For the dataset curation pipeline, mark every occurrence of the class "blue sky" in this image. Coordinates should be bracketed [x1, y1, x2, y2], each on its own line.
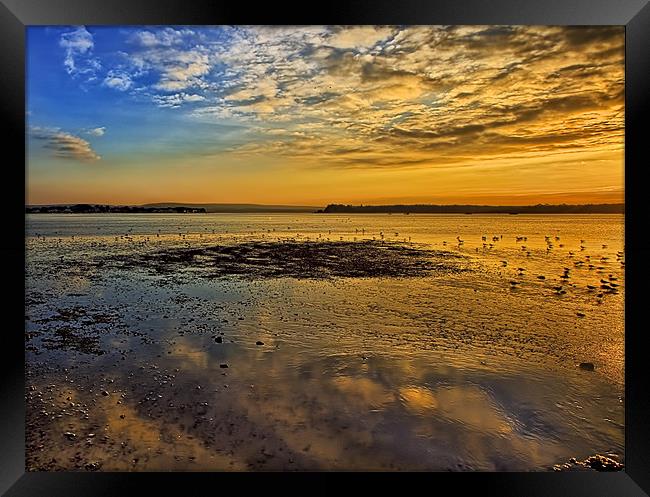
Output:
[27, 27, 240, 162]
[26, 26, 624, 205]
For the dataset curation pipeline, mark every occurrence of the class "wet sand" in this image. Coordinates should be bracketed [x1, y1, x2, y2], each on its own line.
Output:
[25, 214, 624, 471]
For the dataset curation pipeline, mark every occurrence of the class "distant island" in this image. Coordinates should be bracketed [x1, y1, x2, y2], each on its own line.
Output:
[317, 203, 625, 214]
[142, 203, 319, 213]
[26, 204, 207, 214]
[25, 202, 320, 214]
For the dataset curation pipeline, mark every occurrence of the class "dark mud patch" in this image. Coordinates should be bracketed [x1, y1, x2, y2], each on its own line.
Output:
[39, 325, 106, 356]
[109, 240, 467, 280]
[28, 305, 130, 356]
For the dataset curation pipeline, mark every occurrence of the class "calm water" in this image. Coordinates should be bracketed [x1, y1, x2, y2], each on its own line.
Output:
[25, 213, 624, 471]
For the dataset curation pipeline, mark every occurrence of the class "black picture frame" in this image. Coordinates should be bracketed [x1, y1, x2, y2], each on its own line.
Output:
[2, 0, 649, 495]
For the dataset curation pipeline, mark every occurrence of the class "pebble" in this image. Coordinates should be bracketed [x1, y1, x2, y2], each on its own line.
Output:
[584, 455, 624, 471]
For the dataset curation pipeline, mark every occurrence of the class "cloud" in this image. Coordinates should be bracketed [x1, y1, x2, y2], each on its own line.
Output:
[150, 50, 211, 91]
[103, 70, 133, 91]
[59, 26, 93, 55]
[30, 126, 101, 162]
[131, 27, 195, 47]
[59, 26, 100, 78]
[86, 127, 106, 137]
[51, 25, 624, 171]
[327, 26, 395, 50]
[152, 92, 206, 108]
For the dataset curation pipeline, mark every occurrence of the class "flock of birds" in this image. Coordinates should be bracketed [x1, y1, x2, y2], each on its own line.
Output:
[419, 231, 623, 302]
[467, 234, 625, 300]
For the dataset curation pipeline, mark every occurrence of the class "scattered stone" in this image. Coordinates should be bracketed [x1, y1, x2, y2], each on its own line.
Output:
[256, 341, 264, 346]
[84, 462, 101, 471]
[576, 312, 586, 318]
[220, 364, 229, 368]
[579, 362, 595, 371]
[63, 432, 76, 440]
[583, 455, 623, 471]
[101, 390, 109, 396]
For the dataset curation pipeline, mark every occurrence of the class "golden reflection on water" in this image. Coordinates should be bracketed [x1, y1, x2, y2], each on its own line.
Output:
[400, 386, 439, 413]
[29, 379, 244, 471]
[400, 385, 514, 434]
[333, 377, 395, 409]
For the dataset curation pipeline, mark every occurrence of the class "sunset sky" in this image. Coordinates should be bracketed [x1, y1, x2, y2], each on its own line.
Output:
[26, 25, 624, 206]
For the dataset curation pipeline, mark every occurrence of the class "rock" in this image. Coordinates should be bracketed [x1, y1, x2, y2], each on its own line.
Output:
[579, 362, 595, 371]
[63, 432, 76, 440]
[220, 364, 229, 368]
[215, 336, 223, 343]
[85, 462, 101, 471]
[576, 312, 586, 318]
[583, 455, 623, 471]
[256, 341, 264, 346]
[101, 390, 109, 396]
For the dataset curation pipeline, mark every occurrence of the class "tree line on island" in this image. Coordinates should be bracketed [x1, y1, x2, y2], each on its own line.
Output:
[316, 203, 624, 214]
[26, 204, 207, 214]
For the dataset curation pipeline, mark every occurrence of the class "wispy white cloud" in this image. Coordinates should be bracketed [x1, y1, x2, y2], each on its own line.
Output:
[131, 27, 196, 47]
[152, 92, 206, 108]
[86, 127, 106, 137]
[103, 70, 132, 91]
[149, 50, 212, 91]
[59, 26, 100, 79]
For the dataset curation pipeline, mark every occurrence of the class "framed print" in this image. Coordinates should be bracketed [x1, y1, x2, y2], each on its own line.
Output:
[2, 0, 649, 495]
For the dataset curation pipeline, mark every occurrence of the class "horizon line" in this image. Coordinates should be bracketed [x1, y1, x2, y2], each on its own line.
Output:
[26, 201, 625, 208]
